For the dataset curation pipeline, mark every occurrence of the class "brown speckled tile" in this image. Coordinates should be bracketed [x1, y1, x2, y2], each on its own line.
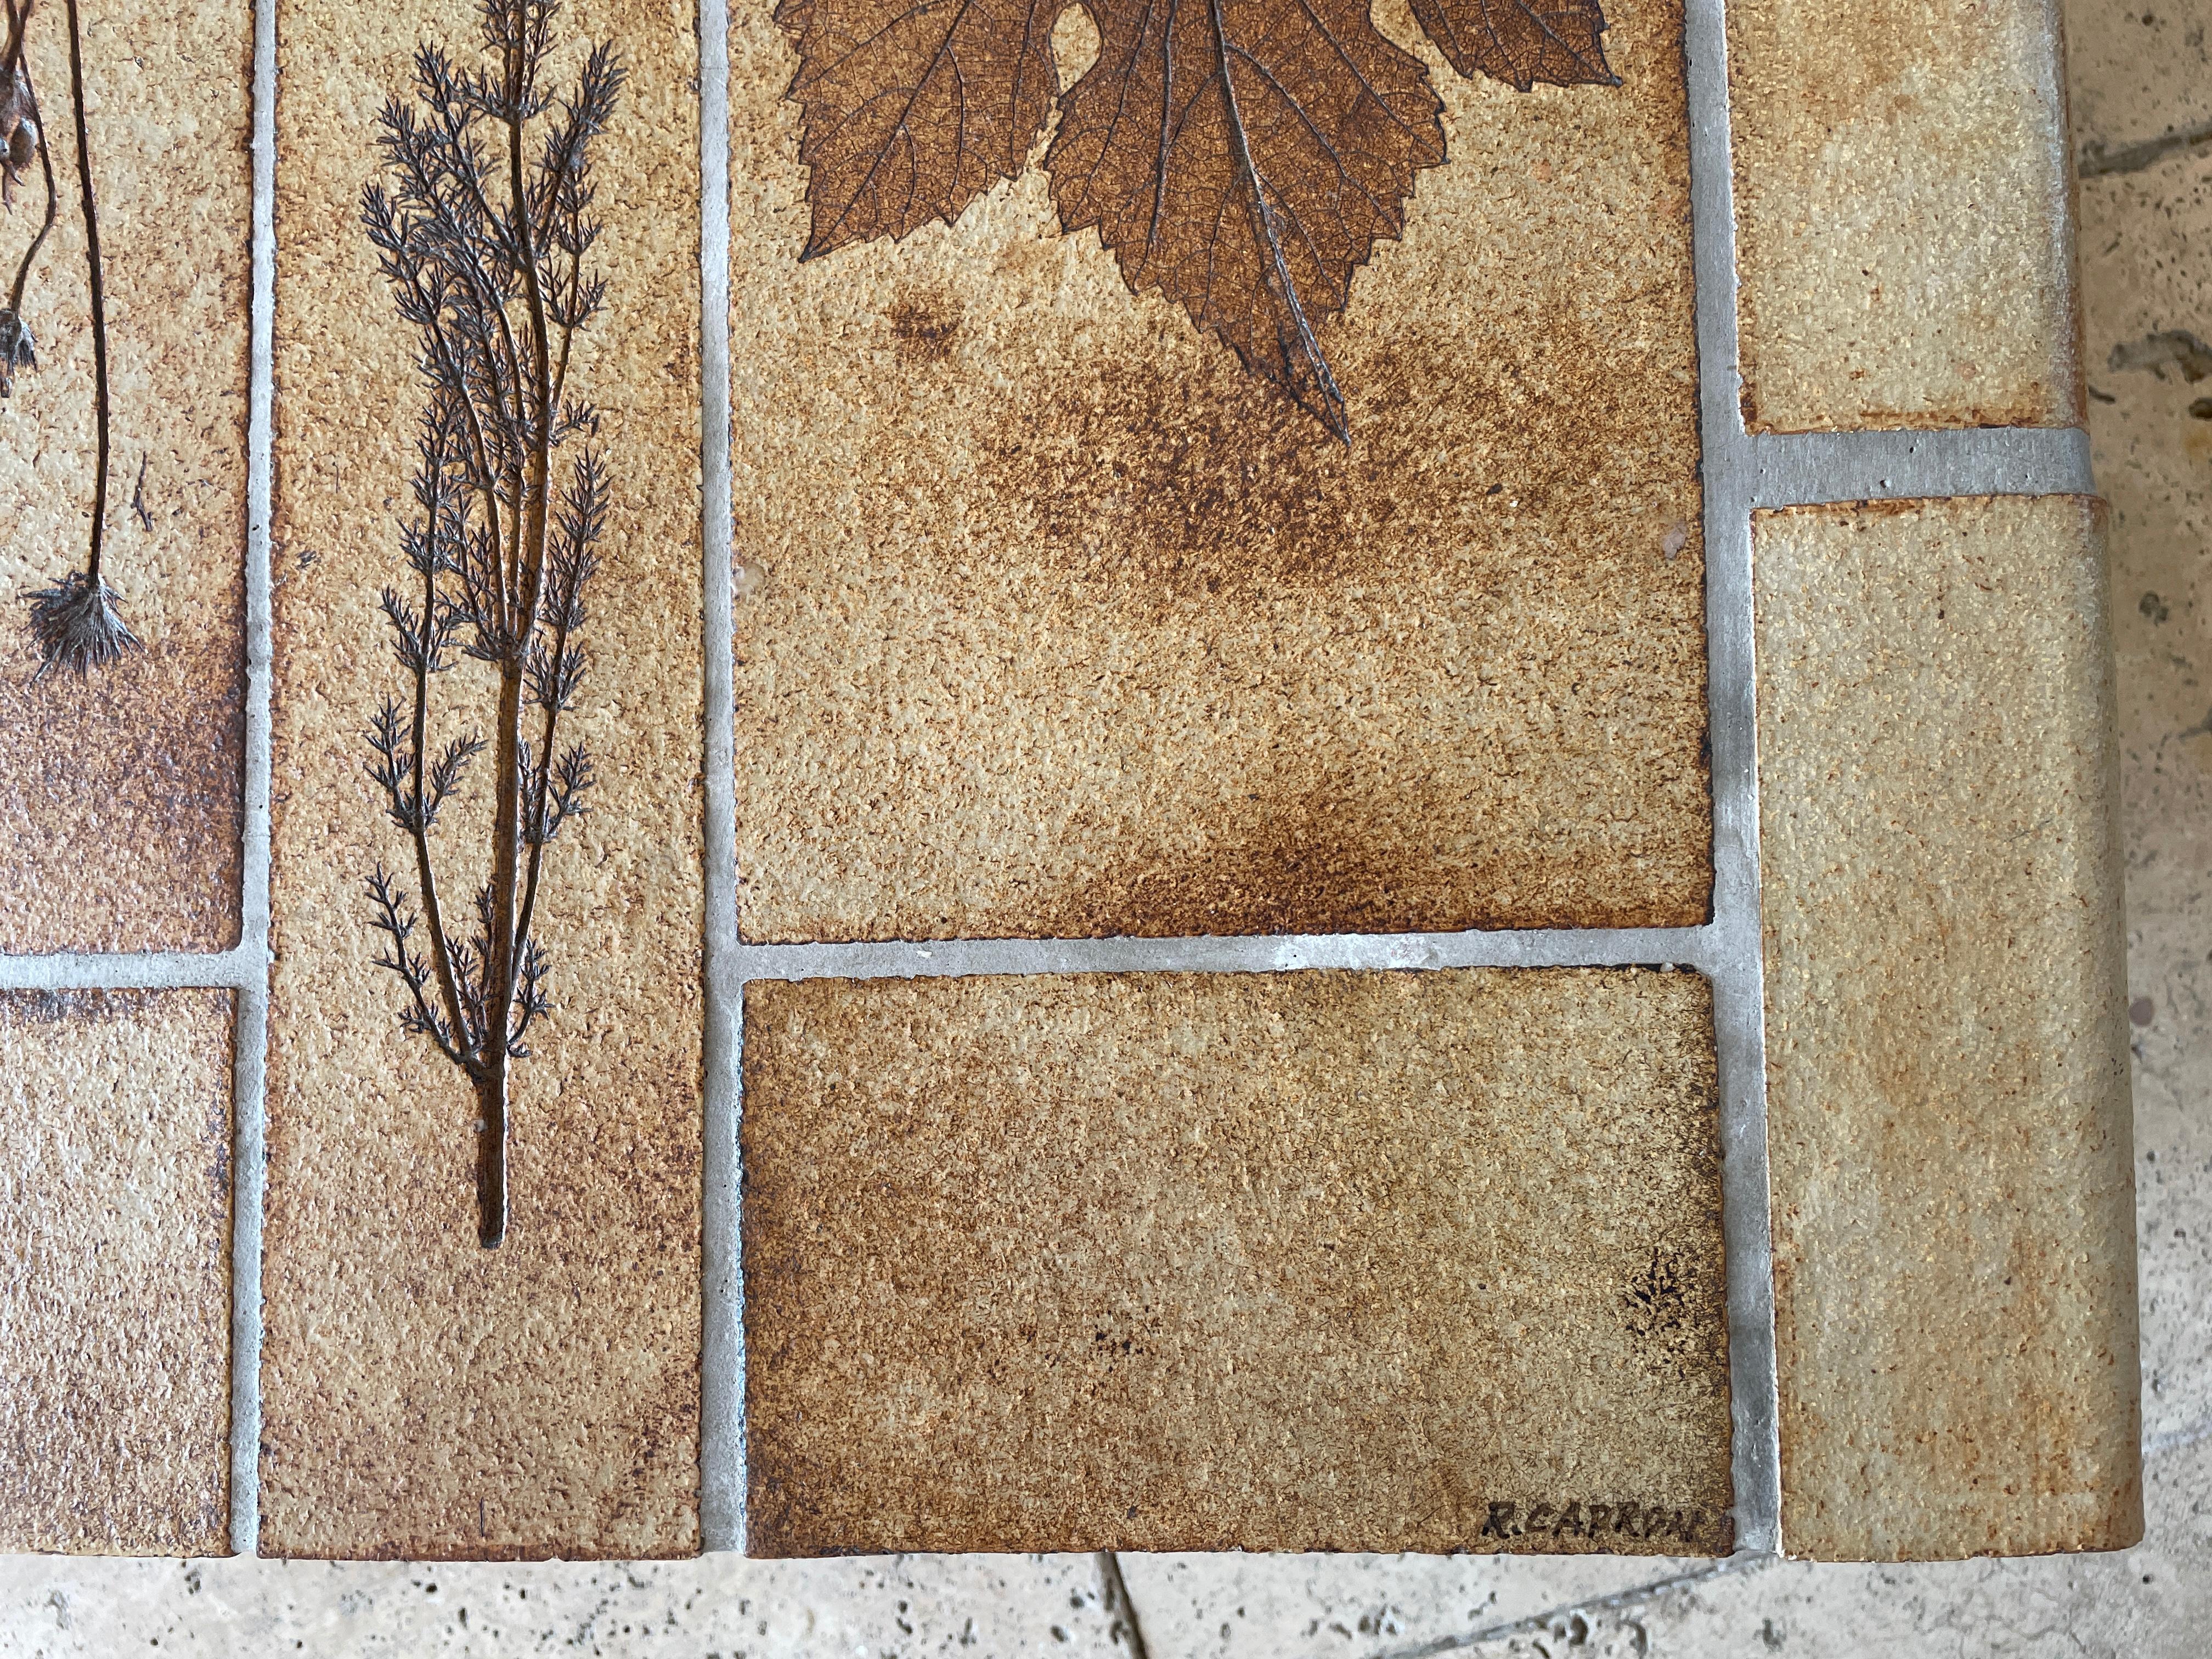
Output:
[1755, 497, 2141, 1560]
[730, 0, 1709, 942]
[1728, 0, 2083, 432]
[258, 0, 703, 1559]
[0, 2, 250, 953]
[0, 989, 233, 1556]
[741, 967, 1733, 1556]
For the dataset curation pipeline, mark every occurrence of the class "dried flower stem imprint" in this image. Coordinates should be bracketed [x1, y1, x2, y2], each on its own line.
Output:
[781, 0, 1620, 438]
[8, 0, 138, 674]
[362, 0, 621, 1249]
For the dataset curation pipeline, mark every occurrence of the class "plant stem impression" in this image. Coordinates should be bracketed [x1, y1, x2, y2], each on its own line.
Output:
[363, 0, 622, 1249]
[6, 0, 138, 675]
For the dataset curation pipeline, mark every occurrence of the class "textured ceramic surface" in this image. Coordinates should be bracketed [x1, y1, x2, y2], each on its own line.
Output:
[256, 0, 704, 1560]
[730, 0, 1711, 943]
[0, 1, 250, 952]
[1728, 0, 2083, 432]
[0, 990, 234, 1557]
[743, 967, 1731, 1555]
[1754, 497, 2141, 1560]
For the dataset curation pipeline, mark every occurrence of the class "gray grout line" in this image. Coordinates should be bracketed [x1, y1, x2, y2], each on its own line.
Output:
[697, 0, 743, 1561]
[1748, 425, 2096, 506]
[731, 927, 1719, 984]
[1684, 0, 1783, 1561]
[230, 0, 279, 1560]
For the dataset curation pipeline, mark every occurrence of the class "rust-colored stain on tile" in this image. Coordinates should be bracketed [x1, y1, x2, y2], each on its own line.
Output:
[731, 0, 1709, 942]
[0, 2, 249, 952]
[1728, 0, 2082, 432]
[742, 967, 1733, 1556]
[258, 0, 703, 1560]
[1756, 498, 2141, 1560]
[0, 989, 234, 1556]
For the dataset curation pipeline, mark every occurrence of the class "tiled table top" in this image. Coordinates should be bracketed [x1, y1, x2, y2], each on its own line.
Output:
[0, 0, 2138, 1566]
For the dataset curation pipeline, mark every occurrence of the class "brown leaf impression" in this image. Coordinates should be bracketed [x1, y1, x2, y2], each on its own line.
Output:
[779, 0, 1618, 437]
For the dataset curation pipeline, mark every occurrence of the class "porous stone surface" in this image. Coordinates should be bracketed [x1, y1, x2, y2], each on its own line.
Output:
[730, 0, 1711, 943]
[0, 989, 233, 1556]
[257, 0, 704, 1560]
[1728, 0, 2083, 431]
[0, 1, 250, 952]
[742, 967, 1731, 1556]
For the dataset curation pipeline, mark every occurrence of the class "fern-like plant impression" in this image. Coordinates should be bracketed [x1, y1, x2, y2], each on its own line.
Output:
[781, 0, 1620, 440]
[361, 0, 621, 1249]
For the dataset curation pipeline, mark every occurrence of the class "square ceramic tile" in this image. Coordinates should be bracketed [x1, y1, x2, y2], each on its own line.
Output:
[1728, 0, 2082, 432]
[730, 0, 1711, 942]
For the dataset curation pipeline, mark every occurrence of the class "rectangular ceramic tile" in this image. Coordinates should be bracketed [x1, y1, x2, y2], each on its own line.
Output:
[730, 0, 1709, 942]
[1727, 0, 2083, 432]
[0, 1, 249, 951]
[259, 0, 704, 1559]
[0, 989, 233, 1555]
[742, 966, 1733, 1555]
[1754, 496, 2141, 1560]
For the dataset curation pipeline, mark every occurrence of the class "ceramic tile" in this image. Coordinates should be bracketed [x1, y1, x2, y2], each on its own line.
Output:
[1753, 496, 2140, 1560]
[729, 0, 1709, 942]
[1728, 0, 2082, 432]
[0, 989, 233, 1556]
[0, 0, 250, 952]
[741, 966, 1732, 1556]
[257, 0, 704, 1559]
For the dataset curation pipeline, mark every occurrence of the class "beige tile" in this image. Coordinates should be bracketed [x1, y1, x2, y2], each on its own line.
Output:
[731, 0, 1709, 942]
[1728, 0, 2082, 432]
[1754, 496, 2140, 1560]
[0, 1, 249, 952]
[0, 989, 233, 1556]
[742, 966, 1733, 1556]
[258, 0, 703, 1559]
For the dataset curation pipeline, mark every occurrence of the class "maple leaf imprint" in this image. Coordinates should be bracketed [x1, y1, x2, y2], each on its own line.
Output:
[780, 0, 1620, 438]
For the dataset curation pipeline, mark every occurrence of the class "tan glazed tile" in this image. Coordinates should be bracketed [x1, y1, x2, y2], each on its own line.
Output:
[730, 0, 1710, 942]
[742, 967, 1733, 1556]
[1728, 0, 2083, 432]
[258, 0, 704, 1558]
[0, 990, 234, 1556]
[0, 1, 250, 952]
[1754, 497, 2141, 1560]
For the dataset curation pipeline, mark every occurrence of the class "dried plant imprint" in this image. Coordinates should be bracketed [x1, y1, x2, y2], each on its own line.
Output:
[778, 0, 1619, 437]
[360, 0, 621, 1249]
[9, 0, 140, 674]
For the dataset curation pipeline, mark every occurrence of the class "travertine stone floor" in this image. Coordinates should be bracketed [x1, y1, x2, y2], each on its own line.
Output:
[3, 0, 2209, 1648]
